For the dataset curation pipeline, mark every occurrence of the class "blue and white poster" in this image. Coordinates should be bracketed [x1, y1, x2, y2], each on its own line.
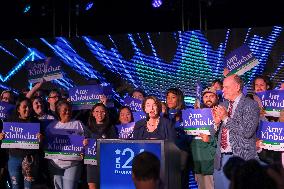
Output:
[225, 45, 259, 76]
[84, 139, 97, 165]
[116, 122, 135, 139]
[44, 135, 84, 160]
[256, 90, 284, 117]
[69, 85, 105, 110]
[257, 121, 284, 151]
[0, 102, 15, 119]
[182, 108, 213, 135]
[123, 96, 143, 112]
[26, 57, 63, 83]
[133, 111, 146, 123]
[99, 141, 162, 189]
[1, 122, 40, 149]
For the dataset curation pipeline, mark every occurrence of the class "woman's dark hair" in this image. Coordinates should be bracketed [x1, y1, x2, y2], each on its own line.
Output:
[88, 103, 110, 131]
[31, 96, 48, 116]
[130, 88, 146, 98]
[141, 96, 162, 116]
[252, 75, 273, 91]
[14, 97, 32, 118]
[55, 100, 72, 121]
[117, 106, 134, 124]
[166, 88, 185, 110]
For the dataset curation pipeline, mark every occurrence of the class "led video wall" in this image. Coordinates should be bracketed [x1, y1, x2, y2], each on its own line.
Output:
[0, 26, 283, 105]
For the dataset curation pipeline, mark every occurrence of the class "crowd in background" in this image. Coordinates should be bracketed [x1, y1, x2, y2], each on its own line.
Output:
[0, 73, 284, 189]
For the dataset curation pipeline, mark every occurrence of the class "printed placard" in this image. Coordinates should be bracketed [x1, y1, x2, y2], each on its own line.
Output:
[26, 57, 62, 83]
[182, 108, 213, 135]
[116, 122, 135, 139]
[0, 102, 15, 119]
[99, 141, 162, 189]
[257, 121, 284, 151]
[123, 96, 142, 112]
[256, 90, 284, 117]
[44, 135, 84, 160]
[1, 122, 40, 149]
[84, 139, 97, 165]
[225, 45, 259, 76]
[69, 85, 104, 110]
[133, 111, 146, 123]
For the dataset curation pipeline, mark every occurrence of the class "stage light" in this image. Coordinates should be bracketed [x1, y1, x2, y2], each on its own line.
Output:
[152, 0, 163, 8]
[23, 5, 31, 13]
[85, 2, 94, 11]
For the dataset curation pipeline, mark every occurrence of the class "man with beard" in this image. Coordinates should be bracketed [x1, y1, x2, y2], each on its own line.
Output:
[191, 87, 218, 189]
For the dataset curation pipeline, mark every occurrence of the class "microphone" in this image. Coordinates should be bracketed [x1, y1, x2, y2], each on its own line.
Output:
[146, 113, 150, 121]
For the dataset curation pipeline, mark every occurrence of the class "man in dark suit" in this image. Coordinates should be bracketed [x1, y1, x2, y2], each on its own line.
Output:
[212, 74, 260, 189]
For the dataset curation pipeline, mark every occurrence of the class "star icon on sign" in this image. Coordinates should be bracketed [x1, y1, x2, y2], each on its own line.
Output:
[115, 149, 121, 155]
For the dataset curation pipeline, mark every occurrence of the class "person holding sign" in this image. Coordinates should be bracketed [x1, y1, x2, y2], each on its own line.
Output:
[130, 88, 146, 101]
[47, 90, 61, 118]
[83, 103, 118, 189]
[191, 87, 218, 189]
[0, 97, 42, 189]
[46, 100, 86, 189]
[212, 75, 260, 189]
[116, 106, 135, 139]
[31, 97, 55, 120]
[133, 96, 175, 141]
[250, 76, 282, 165]
[165, 88, 191, 189]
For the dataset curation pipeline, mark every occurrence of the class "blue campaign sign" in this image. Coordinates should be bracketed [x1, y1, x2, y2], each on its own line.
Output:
[133, 111, 146, 123]
[69, 85, 104, 110]
[123, 96, 143, 112]
[1, 122, 40, 149]
[225, 45, 259, 76]
[0, 102, 15, 119]
[257, 121, 284, 143]
[99, 140, 162, 189]
[116, 122, 135, 139]
[182, 108, 213, 135]
[26, 57, 62, 83]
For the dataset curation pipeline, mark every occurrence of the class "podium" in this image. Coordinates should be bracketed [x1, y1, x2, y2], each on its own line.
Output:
[97, 139, 181, 189]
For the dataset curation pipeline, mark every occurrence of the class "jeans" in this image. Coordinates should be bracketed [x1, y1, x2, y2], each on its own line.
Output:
[8, 156, 36, 189]
[49, 161, 82, 189]
[213, 154, 233, 189]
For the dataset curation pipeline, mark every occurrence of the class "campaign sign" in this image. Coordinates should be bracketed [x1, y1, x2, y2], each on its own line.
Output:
[44, 135, 84, 160]
[69, 85, 105, 110]
[0, 102, 15, 119]
[133, 111, 146, 123]
[98, 140, 162, 189]
[116, 122, 135, 139]
[256, 90, 284, 117]
[1, 122, 40, 149]
[257, 121, 284, 151]
[182, 108, 213, 135]
[84, 139, 97, 165]
[26, 57, 62, 83]
[123, 96, 142, 112]
[225, 45, 259, 76]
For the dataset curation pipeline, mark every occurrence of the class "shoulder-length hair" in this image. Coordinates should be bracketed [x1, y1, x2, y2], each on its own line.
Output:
[117, 106, 134, 124]
[142, 96, 162, 115]
[55, 100, 72, 121]
[166, 88, 185, 110]
[88, 103, 110, 130]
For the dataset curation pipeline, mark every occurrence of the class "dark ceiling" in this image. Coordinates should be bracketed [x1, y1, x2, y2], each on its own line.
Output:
[0, 0, 284, 40]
